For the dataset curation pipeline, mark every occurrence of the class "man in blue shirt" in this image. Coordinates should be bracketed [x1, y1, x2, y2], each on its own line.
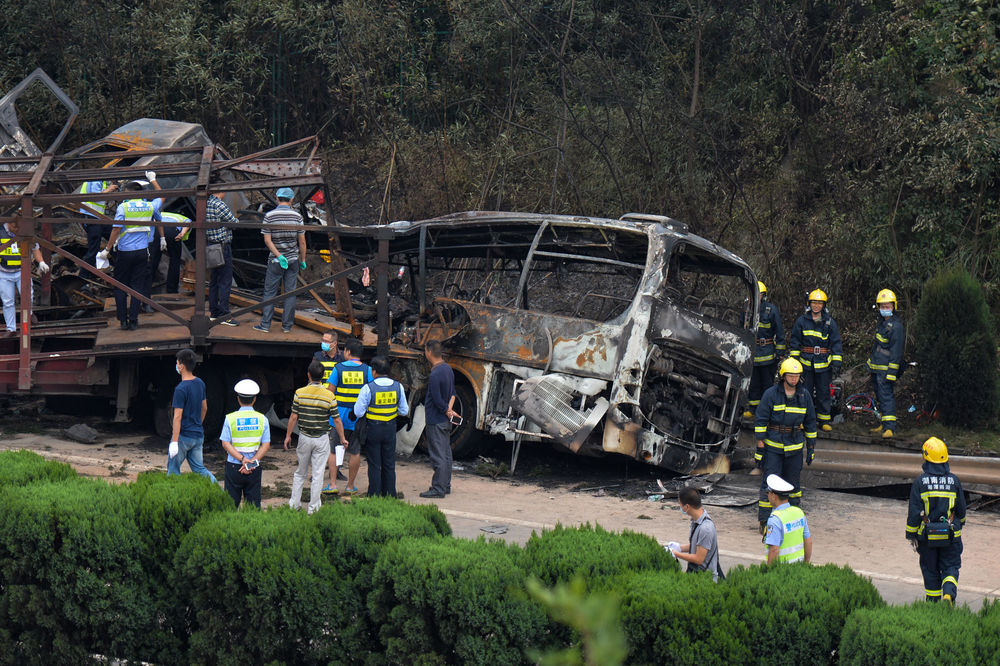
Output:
[99, 174, 162, 330]
[354, 355, 409, 497]
[764, 474, 813, 565]
[167, 348, 217, 483]
[419, 340, 456, 499]
[77, 179, 118, 270]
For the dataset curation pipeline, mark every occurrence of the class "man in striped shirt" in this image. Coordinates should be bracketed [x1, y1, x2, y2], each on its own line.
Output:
[253, 188, 306, 333]
[285, 361, 348, 511]
[205, 192, 241, 326]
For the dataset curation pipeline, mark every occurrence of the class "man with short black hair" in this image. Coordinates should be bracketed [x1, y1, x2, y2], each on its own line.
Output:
[253, 187, 305, 333]
[285, 361, 347, 513]
[327, 338, 372, 493]
[419, 340, 456, 499]
[667, 487, 723, 581]
[312, 329, 344, 383]
[167, 349, 217, 482]
[353, 355, 409, 497]
[205, 190, 240, 326]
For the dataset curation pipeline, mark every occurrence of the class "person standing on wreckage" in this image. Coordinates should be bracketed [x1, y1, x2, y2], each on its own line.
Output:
[753, 357, 818, 533]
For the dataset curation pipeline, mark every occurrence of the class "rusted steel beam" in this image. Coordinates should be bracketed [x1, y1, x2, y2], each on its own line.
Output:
[376, 236, 390, 356]
[191, 145, 214, 345]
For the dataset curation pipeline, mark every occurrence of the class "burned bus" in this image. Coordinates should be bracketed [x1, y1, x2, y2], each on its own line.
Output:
[347, 211, 758, 475]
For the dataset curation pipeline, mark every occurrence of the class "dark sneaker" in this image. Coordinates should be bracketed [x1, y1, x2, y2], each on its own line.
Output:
[220, 318, 239, 327]
[282, 327, 293, 333]
[419, 489, 445, 498]
[252, 324, 270, 333]
[128, 321, 139, 331]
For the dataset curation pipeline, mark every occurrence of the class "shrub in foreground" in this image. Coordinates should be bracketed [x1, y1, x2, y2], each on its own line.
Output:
[173, 509, 338, 666]
[839, 601, 1000, 665]
[370, 536, 549, 666]
[0, 479, 151, 664]
[0, 449, 75, 487]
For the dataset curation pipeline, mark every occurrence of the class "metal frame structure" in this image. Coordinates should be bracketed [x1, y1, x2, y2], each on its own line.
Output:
[0, 136, 379, 391]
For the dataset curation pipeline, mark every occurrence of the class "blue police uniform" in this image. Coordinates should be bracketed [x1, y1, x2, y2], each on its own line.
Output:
[789, 308, 842, 426]
[867, 313, 904, 432]
[354, 377, 409, 497]
[146, 211, 188, 294]
[906, 460, 966, 602]
[749, 298, 785, 410]
[754, 383, 818, 522]
[112, 198, 161, 327]
[78, 180, 112, 269]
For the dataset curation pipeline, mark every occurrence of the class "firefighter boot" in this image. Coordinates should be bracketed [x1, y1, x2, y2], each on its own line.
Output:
[743, 410, 754, 419]
[869, 425, 883, 434]
[882, 429, 894, 439]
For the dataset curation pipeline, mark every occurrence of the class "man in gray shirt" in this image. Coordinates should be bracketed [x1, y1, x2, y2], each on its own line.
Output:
[668, 487, 723, 581]
[253, 187, 306, 333]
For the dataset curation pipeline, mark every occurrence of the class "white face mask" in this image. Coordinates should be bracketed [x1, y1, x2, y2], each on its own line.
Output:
[176, 364, 182, 375]
[679, 505, 687, 516]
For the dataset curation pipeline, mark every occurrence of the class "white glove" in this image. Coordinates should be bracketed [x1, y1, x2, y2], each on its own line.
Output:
[145, 171, 156, 182]
[38, 261, 50, 274]
[168, 441, 179, 458]
[667, 541, 681, 552]
[160, 236, 167, 251]
[97, 249, 109, 261]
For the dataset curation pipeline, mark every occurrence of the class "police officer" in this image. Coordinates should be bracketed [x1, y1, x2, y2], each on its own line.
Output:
[763, 474, 813, 565]
[98, 172, 162, 330]
[353, 355, 409, 497]
[77, 179, 118, 269]
[326, 338, 372, 492]
[754, 357, 818, 530]
[148, 211, 190, 295]
[0, 219, 48, 333]
[789, 289, 842, 431]
[867, 289, 905, 438]
[220, 379, 271, 508]
[744, 280, 785, 419]
[906, 437, 966, 606]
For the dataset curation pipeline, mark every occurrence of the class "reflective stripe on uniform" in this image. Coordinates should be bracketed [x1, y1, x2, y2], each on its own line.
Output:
[122, 199, 153, 234]
[334, 362, 368, 405]
[769, 506, 806, 564]
[225, 410, 266, 453]
[366, 380, 400, 421]
[0, 232, 21, 269]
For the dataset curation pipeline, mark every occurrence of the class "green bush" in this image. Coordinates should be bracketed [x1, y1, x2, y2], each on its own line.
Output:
[520, 523, 678, 587]
[129, 471, 234, 661]
[617, 570, 752, 665]
[724, 563, 884, 665]
[913, 266, 998, 426]
[369, 536, 549, 666]
[0, 478, 151, 665]
[0, 449, 75, 487]
[172, 509, 338, 666]
[839, 602, 1000, 665]
[311, 496, 452, 665]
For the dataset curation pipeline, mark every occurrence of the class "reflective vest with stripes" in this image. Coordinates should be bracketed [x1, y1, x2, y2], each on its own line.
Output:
[161, 211, 191, 241]
[122, 199, 154, 234]
[334, 361, 369, 406]
[78, 181, 110, 216]
[0, 229, 21, 269]
[365, 380, 401, 422]
[768, 506, 806, 563]
[225, 410, 267, 454]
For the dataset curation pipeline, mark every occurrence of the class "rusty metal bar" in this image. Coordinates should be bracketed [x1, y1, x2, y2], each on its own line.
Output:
[376, 236, 390, 356]
[191, 145, 214, 345]
[810, 448, 1000, 486]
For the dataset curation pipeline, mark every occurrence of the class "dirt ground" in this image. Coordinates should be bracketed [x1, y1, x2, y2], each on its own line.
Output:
[3, 422, 998, 610]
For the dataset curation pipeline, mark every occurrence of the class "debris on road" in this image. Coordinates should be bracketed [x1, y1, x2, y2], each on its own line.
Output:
[63, 423, 99, 444]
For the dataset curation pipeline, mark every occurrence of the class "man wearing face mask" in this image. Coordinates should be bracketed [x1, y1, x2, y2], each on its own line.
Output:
[167, 348, 217, 482]
[867, 289, 905, 438]
[312, 329, 344, 383]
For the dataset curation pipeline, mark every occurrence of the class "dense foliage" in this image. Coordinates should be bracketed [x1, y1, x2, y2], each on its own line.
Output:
[913, 266, 998, 426]
[4, 0, 1000, 327]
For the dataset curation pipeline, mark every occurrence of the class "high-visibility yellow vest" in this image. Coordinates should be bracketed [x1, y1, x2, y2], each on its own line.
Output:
[366, 380, 400, 422]
[318, 358, 337, 384]
[0, 229, 21, 269]
[122, 199, 154, 234]
[766, 506, 807, 563]
[161, 212, 191, 240]
[225, 410, 267, 454]
[334, 361, 369, 405]
[78, 181, 110, 215]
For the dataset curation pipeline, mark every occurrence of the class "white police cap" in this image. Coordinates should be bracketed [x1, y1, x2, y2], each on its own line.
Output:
[234, 378, 260, 397]
[766, 474, 794, 494]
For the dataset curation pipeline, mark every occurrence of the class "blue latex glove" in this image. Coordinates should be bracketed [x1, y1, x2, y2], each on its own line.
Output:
[277, 255, 288, 269]
[300, 260, 307, 270]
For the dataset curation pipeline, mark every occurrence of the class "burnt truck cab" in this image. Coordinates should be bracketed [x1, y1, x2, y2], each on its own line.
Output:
[366, 211, 757, 475]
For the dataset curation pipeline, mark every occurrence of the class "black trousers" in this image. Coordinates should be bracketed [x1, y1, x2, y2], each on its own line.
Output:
[802, 367, 832, 422]
[365, 420, 397, 497]
[748, 362, 777, 407]
[918, 540, 962, 601]
[147, 237, 183, 294]
[225, 461, 262, 508]
[871, 372, 897, 429]
[82, 220, 110, 270]
[113, 248, 150, 325]
[758, 448, 804, 522]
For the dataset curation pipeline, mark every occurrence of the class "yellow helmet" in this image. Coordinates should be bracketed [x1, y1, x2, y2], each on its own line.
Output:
[758, 280, 767, 295]
[922, 437, 949, 463]
[876, 288, 897, 309]
[779, 357, 803, 376]
[808, 289, 828, 303]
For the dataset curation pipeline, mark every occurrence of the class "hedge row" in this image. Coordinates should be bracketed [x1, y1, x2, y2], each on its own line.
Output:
[1, 449, 989, 665]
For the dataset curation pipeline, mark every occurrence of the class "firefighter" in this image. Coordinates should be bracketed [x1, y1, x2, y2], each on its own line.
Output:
[744, 280, 785, 419]
[754, 357, 818, 530]
[789, 289, 842, 431]
[906, 437, 966, 606]
[867, 288, 904, 438]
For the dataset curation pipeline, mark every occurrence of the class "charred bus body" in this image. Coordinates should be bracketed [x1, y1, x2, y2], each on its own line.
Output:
[345, 211, 757, 475]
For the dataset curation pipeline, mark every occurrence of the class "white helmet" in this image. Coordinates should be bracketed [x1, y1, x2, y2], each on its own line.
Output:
[234, 378, 260, 397]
